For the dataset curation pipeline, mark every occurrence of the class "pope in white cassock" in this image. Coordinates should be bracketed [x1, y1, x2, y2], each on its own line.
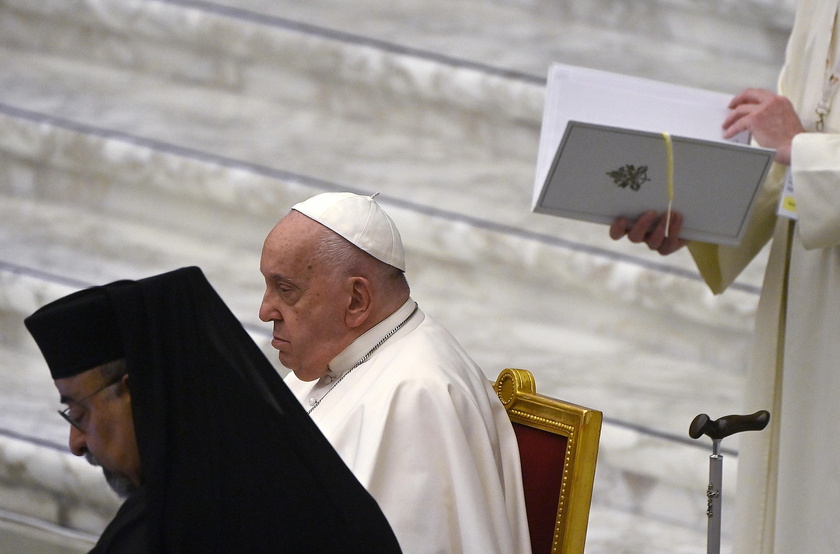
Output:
[612, 1, 840, 551]
[259, 191, 531, 553]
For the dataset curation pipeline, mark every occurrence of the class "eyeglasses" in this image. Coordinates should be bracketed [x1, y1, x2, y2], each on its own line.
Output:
[58, 376, 124, 431]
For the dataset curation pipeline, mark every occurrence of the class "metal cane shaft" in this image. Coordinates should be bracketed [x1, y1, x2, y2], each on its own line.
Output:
[690, 411, 769, 554]
[706, 447, 723, 554]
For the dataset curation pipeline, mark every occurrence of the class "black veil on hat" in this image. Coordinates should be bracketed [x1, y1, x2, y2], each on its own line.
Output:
[27, 267, 400, 553]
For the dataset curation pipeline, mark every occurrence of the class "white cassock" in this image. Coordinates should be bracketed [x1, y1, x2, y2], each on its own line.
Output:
[688, 1, 840, 551]
[285, 299, 531, 554]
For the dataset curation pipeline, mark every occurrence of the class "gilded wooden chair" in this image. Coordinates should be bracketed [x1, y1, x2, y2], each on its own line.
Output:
[494, 368, 602, 554]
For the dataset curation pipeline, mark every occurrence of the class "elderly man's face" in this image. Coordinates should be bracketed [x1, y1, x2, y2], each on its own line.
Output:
[55, 368, 142, 495]
[259, 212, 353, 382]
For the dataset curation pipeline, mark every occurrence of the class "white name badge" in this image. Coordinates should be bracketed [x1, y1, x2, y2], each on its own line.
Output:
[778, 168, 798, 220]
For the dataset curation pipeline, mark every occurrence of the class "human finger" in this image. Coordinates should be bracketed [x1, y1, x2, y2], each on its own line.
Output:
[626, 211, 659, 243]
[727, 88, 773, 109]
[645, 213, 668, 250]
[657, 212, 687, 255]
[609, 217, 630, 240]
[721, 104, 753, 136]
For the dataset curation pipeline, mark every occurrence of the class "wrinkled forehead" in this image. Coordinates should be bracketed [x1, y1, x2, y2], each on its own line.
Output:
[267, 211, 327, 246]
[54, 366, 105, 403]
[261, 212, 327, 276]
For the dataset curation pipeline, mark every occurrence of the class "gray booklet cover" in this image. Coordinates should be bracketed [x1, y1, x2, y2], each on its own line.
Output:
[533, 64, 776, 246]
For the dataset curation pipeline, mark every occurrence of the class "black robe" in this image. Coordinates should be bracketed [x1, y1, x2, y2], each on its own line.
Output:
[89, 489, 149, 553]
[91, 267, 400, 553]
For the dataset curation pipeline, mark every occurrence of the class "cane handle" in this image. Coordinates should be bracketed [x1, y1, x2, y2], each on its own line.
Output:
[689, 410, 770, 441]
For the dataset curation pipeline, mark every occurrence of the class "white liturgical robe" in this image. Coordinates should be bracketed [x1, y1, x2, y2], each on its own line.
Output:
[688, 1, 840, 551]
[285, 299, 531, 554]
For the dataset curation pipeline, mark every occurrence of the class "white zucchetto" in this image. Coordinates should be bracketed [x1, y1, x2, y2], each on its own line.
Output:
[292, 192, 406, 271]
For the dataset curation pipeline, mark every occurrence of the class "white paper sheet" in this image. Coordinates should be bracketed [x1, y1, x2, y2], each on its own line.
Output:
[532, 64, 775, 245]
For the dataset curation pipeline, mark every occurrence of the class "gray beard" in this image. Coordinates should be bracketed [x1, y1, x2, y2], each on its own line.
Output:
[85, 452, 139, 499]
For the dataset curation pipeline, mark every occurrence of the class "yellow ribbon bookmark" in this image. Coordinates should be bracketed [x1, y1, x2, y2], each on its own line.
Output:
[661, 132, 674, 238]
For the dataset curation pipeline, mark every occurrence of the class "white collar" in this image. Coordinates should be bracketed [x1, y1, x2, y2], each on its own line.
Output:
[328, 298, 420, 374]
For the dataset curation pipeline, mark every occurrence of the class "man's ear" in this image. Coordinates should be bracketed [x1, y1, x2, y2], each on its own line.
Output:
[345, 276, 373, 329]
[121, 373, 131, 393]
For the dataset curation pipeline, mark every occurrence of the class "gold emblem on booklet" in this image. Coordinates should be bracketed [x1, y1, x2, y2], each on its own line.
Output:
[607, 164, 650, 191]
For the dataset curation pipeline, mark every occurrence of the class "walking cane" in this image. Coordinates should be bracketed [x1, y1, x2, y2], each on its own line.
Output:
[689, 410, 770, 554]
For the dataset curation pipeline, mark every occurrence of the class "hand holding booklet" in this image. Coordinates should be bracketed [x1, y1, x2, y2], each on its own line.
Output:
[532, 63, 776, 246]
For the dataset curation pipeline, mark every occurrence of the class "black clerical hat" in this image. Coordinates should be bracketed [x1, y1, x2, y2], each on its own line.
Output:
[24, 286, 123, 380]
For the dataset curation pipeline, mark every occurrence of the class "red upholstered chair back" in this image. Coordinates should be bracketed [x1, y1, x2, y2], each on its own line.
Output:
[513, 422, 569, 553]
[494, 368, 602, 554]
